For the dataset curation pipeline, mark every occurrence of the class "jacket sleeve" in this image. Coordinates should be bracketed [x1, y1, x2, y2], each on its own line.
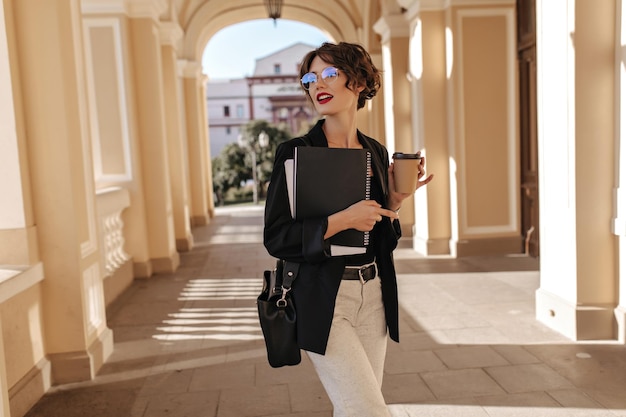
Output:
[384, 146, 402, 243]
[263, 141, 331, 264]
[373, 141, 402, 250]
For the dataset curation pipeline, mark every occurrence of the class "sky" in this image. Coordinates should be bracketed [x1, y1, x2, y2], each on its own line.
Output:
[201, 19, 330, 80]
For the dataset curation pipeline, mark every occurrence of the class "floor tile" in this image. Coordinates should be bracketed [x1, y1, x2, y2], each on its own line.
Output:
[385, 349, 447, 374]
[217, 385, 291, 417]
[383, 373, 436, 403]
[485, 364, 574, 393]
[21, 206, 626, 417]
[434, 345, 510, 369]
[421, 369, 506, 399]
[141, 391, 220, 417]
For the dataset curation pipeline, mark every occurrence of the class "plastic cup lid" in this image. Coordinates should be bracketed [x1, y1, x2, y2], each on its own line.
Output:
[392, 152, 420, 159]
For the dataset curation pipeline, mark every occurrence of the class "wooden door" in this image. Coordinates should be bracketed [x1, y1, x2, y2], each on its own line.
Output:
[517, 0, 539, 257]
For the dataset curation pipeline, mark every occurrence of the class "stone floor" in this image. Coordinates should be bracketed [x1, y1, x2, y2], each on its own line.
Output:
[24, 205, 626, 417]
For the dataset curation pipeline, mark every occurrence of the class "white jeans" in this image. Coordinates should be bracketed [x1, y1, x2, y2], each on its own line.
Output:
[307, 277, 391, 417]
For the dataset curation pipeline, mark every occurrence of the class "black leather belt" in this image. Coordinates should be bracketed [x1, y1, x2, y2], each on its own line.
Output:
[342, 262, 378, 284]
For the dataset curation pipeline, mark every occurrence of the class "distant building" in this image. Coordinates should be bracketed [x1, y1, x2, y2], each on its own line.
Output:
[206, 42, 318, 157]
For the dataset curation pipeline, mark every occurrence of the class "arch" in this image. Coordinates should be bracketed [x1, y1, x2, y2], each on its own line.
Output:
[181, 0, 361, 62]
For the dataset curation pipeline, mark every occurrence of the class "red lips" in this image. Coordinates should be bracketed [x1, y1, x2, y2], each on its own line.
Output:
[316, 92, 333, 104]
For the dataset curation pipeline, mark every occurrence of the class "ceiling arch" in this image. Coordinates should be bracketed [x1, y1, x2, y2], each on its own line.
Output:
[179, 0, 381, 62]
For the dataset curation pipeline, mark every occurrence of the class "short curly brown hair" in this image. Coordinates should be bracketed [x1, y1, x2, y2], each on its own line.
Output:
[299, 42, 382, 110]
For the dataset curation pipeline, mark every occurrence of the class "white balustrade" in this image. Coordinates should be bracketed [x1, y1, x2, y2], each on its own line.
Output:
[95, 187, 131, 277]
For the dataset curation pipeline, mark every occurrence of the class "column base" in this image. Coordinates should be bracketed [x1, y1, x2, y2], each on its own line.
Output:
[615, 305, 626, 344]
[536, 288, 616, 340]
[133, 252, 181, 277]
[399, 221, 414, 238]
[89, 326, 114, 374]
[191, 214, 209, 226]
[176, 233, 194, 252]
[48, 326, 114, 384]
[452, 236, 522, 257]
[103, 259, 134, 306]
[8, 358, 51, 417]
[412, 236, 451, 255]
[152, 252, 181, 274]
[133, 260, 153, 279]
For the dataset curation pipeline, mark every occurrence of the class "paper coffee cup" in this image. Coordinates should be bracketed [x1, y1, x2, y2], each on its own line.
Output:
[392, 152, 421, 193]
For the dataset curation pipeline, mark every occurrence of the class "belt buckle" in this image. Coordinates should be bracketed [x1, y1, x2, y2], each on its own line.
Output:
[358, 262, 378, 285]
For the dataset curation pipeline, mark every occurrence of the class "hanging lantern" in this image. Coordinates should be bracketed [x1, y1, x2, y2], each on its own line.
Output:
[264, 0, 283, 26]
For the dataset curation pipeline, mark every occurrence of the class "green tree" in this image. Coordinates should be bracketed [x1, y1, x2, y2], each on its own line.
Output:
[238, 120, 291, 200]
[211, 120, 291, 205]
[212, 143, 246, 205]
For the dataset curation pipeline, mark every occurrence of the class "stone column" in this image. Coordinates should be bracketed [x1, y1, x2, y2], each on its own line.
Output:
[373, 14, 417, 234]
[356, 51, 385, 146]
[160, 22, 194, 252]
[181, 61, 210, 226]
[199, 77, 216, 217]
[535, 0, 618, 340]
[403, 3, 453, 255]
[615, 0, 626, 344]
[10, 0, 112, 383]
[128, 10, 180, 272]
[0, 2, 27, 412]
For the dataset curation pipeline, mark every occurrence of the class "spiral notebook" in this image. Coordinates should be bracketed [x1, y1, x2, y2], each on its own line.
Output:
[284, 147, 372, 256]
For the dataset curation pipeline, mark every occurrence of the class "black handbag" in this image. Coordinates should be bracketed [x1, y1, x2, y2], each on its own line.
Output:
[257, 260, 301, 367]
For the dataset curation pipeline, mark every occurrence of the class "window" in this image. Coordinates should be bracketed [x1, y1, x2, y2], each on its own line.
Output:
[236, 104, 244, 118]
[274, 64, 281, 74]
[226, 126, 231, 135]
[223, 106, 230, 117]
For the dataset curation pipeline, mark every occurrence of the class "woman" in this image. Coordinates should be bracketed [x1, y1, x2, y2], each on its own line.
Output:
[263, 42, 433, 417]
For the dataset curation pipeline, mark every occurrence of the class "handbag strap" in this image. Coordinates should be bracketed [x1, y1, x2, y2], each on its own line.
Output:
[282, 261, 300, 289]
[277, 261, 299, 307]
[275, 134, 308, 306]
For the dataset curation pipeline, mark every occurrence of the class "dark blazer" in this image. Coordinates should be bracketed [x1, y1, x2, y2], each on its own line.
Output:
[263, 119, 401, 355]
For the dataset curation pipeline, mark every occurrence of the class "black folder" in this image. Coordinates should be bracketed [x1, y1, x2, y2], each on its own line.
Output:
[285, 147, 372, 255]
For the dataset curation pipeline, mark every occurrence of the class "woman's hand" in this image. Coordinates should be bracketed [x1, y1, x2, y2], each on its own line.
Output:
[387, 154, 434, 210]
[325, 200, 398, 239]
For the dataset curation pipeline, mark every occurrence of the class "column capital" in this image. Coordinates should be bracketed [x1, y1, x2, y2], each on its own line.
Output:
[397, 0, 515, 15]
[81, 0, 126, 15]
[397, 0, 446, 12]
[178, 60, 203, 79]
[160, 21, 183, 47]
[373, 14, 410, 43]
[126, 0, 167, 20]
[400, 1, 444, 21]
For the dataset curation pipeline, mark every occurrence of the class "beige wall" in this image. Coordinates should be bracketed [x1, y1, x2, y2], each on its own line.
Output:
[0, 1, 624, 416]
[1, 287, 45, 389]
[401, 2, 519, 255]
[447, 5, 520, 256]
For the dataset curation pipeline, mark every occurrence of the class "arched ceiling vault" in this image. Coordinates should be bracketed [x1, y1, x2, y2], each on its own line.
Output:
[177, 0, 383, 62]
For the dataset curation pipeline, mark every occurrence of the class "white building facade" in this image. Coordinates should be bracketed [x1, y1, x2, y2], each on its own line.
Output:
[206, 42, 318, 156]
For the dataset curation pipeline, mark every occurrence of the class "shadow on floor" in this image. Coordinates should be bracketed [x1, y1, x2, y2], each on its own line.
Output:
[23, 206, 625, 417]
